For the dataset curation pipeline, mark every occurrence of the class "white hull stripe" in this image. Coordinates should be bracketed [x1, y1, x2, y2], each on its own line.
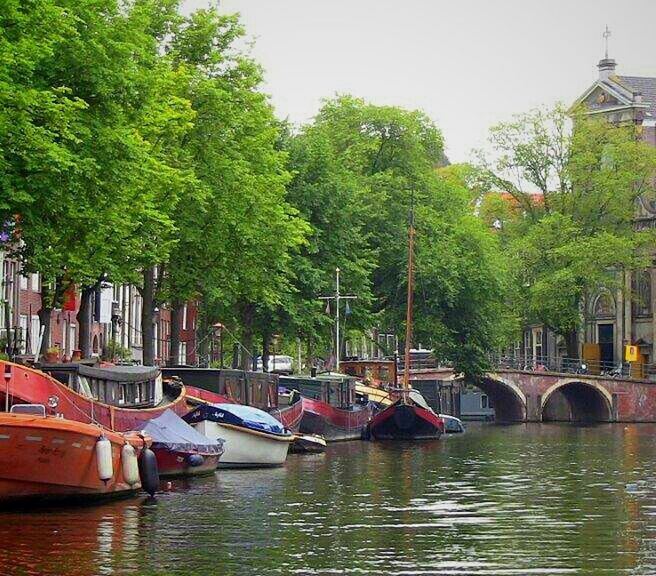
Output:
[26, 436, 43, 442]
[0, 434, 10, 440]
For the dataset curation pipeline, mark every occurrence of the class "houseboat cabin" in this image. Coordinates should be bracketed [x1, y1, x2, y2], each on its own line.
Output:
[280, 374, 358, 409]
[162, 368, 279, 410]
[340, 360, 397, 387]
[40, 363, 163, 409]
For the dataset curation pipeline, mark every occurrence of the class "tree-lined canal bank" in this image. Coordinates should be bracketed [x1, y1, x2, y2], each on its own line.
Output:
[3, 423, 656, 576]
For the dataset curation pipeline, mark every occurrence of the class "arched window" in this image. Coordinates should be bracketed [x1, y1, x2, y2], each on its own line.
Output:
[92, 334, 99, 354]
[593, 292, 616, 318]
[632, 271, 652, 316]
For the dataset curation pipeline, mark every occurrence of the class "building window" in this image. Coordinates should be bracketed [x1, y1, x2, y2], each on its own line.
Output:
[31, 273, 40, 292]
[19, 275, 27, 290]
[632, 271, 652, 316]
[593, 291, 616, 318]
[182, 304, 187, 330]
[178, 341, 187, 365]
[481, 395, 489, 409]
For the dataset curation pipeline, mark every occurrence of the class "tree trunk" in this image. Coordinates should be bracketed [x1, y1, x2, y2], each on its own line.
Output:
[239, 302, 255, 371]
[76, 286, 95, 359]
[307, 335, 315, 371]
[141, 267, 156, 366]
[565, 329, 579, 360]
[37, 306, 52, 359]
[168, 302, 182, 366]
[262, 331, 272, 373]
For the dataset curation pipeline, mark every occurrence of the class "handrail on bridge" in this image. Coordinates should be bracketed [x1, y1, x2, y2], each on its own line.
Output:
[489, 353, 656, 381]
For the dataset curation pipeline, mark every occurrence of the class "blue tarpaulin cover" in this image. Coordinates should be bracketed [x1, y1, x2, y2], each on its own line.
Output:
[144, 409, 224, 454]
[183, 403, 290, 436]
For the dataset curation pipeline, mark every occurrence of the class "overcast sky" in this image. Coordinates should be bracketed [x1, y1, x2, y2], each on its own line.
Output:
[183, 0, 655, 162]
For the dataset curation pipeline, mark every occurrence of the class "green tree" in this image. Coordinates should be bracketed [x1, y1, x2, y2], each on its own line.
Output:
[482, 105, 656, 357]
[163, 9, 308, 369]
[287, 96, 514, 376]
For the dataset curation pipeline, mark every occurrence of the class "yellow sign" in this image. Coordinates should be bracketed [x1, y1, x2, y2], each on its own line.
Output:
[625, 345, 639, 362]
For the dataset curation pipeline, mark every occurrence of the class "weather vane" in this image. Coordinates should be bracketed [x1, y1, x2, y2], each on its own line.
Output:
[603, 25, 611, 59]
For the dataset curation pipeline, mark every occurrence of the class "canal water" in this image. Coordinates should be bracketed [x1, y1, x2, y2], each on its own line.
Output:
[2, 423, 656, 576]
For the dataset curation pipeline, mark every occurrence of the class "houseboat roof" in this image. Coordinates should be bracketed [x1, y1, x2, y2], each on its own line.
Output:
[41, 362, 160, 383]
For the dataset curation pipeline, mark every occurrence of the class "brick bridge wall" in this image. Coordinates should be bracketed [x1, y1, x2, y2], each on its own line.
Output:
[411, 369, 656, 423]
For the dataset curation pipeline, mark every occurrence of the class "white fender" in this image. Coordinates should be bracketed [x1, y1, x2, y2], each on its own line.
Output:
[121, 444, 140, 486]
[96, 436, 114, 482]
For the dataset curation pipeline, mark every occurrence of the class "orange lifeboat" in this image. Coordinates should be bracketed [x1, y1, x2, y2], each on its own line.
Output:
[0, 407, 151, 504]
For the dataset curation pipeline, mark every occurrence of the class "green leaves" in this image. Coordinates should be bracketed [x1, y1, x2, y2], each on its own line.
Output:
[484, 105, 656, 350]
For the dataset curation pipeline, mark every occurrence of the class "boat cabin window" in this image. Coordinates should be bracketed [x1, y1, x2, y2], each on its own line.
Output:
[222, 374, 245, 403]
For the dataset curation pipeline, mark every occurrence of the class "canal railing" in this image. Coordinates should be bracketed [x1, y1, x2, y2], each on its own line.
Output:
[488, 353, 656, 381]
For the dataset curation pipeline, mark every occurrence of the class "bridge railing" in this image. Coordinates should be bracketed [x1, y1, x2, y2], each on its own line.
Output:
[489, 353, 656, 381]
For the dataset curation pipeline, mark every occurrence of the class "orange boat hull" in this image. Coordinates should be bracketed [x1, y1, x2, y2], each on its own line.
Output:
[0, 413, 148, 503]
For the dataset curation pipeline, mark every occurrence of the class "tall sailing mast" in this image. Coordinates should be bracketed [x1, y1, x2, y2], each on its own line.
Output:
[402, 192, 415, 396]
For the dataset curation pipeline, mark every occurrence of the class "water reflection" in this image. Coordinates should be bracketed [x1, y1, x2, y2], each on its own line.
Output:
[2, 424, 656, 575]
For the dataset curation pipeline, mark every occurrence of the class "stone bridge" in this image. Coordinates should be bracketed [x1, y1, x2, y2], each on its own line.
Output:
[411, 368, 656, 423]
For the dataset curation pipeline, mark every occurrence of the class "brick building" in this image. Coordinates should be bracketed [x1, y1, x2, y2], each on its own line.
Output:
[0, 249, 198, 365]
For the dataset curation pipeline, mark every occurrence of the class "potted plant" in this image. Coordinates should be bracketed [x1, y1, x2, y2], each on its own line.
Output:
[45, 346, 60, 363]
[71, 349, 82, 361]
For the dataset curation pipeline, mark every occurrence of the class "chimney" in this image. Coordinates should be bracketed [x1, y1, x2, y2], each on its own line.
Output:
[598, 58, 617, 81]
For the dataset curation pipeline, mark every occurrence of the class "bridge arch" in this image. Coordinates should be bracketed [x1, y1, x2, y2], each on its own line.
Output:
[478, 374, 527, 422]
[541, 379, 613, 423]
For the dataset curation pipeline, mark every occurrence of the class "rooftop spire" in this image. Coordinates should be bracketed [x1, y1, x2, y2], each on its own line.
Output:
[598, 25, 616, 81]
[603, 25, 611, 59]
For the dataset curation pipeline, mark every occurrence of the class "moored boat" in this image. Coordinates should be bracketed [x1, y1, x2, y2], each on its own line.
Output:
[163, 367, 304, 432]
[440, 413, 465, 434]
[281, 374, 373, 441]
[0, 405, 153, 503]
[1, 360, 187, 432]
[143, 409, 224, 477]
[366, 188, 444, 442]
[367, 390, 444, 441]
[183, 403, 293, 468]
[290, 433, 327, 454]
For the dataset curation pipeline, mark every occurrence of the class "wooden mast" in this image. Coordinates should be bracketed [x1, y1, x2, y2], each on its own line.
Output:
[402, 194, 415, 397]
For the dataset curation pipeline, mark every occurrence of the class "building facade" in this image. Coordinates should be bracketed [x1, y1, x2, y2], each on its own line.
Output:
[0, 250, 198, 365]
[519, 54, 656, 375]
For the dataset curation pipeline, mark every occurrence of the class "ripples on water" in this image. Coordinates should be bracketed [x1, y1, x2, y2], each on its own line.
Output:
[2, 423, 656, 575]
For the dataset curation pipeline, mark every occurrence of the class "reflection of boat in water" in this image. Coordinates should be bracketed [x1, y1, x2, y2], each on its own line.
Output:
[163, 367, 304, 431]
[1, 360, 187, 431]
[143, 409, 224, 477]
[0, 407, 150, 503]
[184, 403, 293, 467]
[281, 374, 373, 442]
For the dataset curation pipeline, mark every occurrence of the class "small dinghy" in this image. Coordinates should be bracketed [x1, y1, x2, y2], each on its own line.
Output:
[183, 404, 293, 468]
[290, 433, 327, 454]
[143, 410, 224, 477]
[440, 414, 465, 434]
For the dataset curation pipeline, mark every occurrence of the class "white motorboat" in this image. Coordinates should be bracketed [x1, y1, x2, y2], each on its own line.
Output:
[183, 403, 293, 467]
